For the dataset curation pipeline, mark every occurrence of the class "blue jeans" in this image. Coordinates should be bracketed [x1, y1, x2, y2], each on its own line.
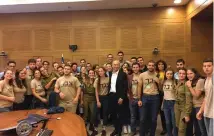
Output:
[204, 117, 213, 136]
[195, 107, 207, 136]
[129, 98, 140, 133]
[140, 94, 160, 136]
[163, 100, 177, 136]
[186, 107, 201, 136]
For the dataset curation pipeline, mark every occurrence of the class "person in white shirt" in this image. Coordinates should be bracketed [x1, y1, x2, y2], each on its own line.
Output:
[197, 58, 213, 136]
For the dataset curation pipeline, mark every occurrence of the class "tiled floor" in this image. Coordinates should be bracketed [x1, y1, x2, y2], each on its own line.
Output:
[87, 114, 166, 136]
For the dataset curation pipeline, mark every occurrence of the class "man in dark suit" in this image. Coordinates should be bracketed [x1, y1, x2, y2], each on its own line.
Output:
[108, 60, 128, 136]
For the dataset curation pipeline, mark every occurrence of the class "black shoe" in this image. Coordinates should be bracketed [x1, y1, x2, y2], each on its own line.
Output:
[90, 130, 98, 136]
[101, 130, 106, 136]
[110, 130, 118, 136]
[89, 124, 94, 131]
[160, 130, 167, 135]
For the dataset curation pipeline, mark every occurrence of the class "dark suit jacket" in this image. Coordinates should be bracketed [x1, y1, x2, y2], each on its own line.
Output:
[108, 69, 128, 99]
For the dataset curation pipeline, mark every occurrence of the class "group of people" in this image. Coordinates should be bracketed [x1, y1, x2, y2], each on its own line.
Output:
[0, 51, 213, 136]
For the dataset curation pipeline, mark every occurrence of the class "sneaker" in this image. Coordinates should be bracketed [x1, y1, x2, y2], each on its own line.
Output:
[128, 125, 131, 133]
[101, 130, 106, 136]
[89, 124, 94, 131]
[123, 126, 128, 134]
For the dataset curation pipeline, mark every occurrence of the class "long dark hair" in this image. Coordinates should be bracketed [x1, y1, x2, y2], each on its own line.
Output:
[187, 68, 202, 87]
[155, 59, 167, 72]
[2, 70, 14, 86]
[85, 69, 95, 86]
[33, 69, 41, 80]
[15, 69, 27, 89]
[97, 67, 107, 92]
[163, 68, 176, 86]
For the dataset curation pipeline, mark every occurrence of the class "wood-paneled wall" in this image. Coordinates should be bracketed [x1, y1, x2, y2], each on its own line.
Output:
[0, 1, 212, 72]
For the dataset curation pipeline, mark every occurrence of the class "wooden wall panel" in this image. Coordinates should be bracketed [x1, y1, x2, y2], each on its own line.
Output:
[100, 27, 116, 49]
[73, 28, 96, 50]
[141, 25, 161, 49]
[164, 23, 185, 49]
[53, 29, 70, 50]
[3, 30, 31, 51]
[34, 29, 51, 50]
[120, 27, 137, 49]
[191, 20, 213, 52]
[0, 5, 212, 72]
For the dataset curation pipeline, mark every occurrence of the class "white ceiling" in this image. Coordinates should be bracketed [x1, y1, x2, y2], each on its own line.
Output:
[0, 0, 190, 13]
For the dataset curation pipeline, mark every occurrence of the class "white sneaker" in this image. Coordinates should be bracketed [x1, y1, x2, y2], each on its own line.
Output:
[123, 126, 128, 134]
[128, 125, 131, 133]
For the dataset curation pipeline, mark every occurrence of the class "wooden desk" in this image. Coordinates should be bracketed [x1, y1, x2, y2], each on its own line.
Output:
[0, 109, 87, 136]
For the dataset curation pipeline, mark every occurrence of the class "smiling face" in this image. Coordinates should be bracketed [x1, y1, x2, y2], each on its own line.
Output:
[147, 62, 155, 72]
[165, 70, 173, 80]
[88, 70, 95, 79]
[4, 70, 13, 80]
[187, 70, 195, 81]
[19, 70, 26, 80]
[34, 70, 41, 79]
[178, 69, 186, 81]
[158, 62, 164, 71]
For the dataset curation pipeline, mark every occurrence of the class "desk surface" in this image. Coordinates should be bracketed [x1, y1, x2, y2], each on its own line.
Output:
[0, 109, 87, 136]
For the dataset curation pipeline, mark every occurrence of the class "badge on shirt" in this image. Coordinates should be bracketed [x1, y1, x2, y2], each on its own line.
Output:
[146, 84, 151, 89]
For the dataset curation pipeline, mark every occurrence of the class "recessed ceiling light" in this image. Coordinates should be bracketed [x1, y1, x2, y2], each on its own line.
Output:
[174, 0, 182, 4]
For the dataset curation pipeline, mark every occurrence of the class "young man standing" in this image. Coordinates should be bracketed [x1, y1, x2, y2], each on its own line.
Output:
[57, 66, 64, 77]
[174, 59, 185, 80]
[137, 57, 148, 73]
[42, 61, 50, 71]
[0, 60, 16, 79]
[107, 54, 114, 64]
[24, 58, 36, 109]
[197, 58, 213, 136]
[77, 59, 86, 73]
[130, 57, 137, 65]
[55, 65, 81, 113]
[138, 60, 160, 136]
[128, 62, 141, 136]
[36, 57, 43, 69]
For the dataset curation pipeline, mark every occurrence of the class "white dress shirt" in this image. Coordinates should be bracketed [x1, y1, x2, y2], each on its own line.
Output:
[110, 70, 119, 93]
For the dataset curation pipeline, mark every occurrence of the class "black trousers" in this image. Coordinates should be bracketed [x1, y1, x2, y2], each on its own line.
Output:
[159, 93, 166, 131]
[108, 93, 124, 134]
[23, 95, 34, 110]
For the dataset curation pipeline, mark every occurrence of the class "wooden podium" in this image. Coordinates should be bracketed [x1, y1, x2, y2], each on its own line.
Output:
[0, 109, 87, 136]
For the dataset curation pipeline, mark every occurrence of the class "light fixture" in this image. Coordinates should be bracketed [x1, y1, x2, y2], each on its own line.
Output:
[167, 8, 174, 15]
[174, 0, 182, 4]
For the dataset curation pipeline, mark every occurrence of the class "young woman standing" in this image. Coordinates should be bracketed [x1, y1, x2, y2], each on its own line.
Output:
[0, 70, 15, 112]
[31, 70, 47, 109]
[162, 68, 177, 136]
[186, 68, 207, 136]
[13, 69, 27, 110]
[94, 67, 109, 136]
[155, 60, 167, 135]
[174, 68, 192, 136]
[81, 70, 97, 136]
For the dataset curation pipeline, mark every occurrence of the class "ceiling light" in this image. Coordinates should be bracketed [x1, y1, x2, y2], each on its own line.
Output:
[174, 0, 182, 4]
[168, 8, 174, 15]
